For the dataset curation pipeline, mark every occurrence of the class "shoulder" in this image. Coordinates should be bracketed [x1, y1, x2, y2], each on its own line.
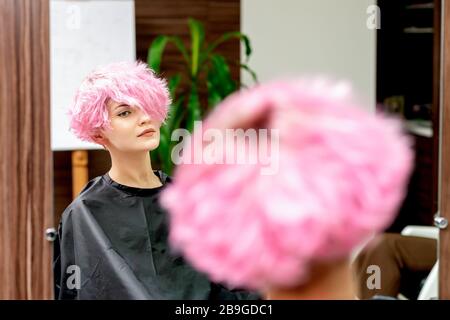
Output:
[78, 175, 106, 197]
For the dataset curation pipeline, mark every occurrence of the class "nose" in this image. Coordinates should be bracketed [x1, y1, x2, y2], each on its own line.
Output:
[138, 110, 152, 125]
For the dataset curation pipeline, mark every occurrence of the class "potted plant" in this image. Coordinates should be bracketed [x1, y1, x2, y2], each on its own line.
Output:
[147, 18, 257, 175]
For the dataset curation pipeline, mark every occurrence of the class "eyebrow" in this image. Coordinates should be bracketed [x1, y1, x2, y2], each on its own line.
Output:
[114, 104, 129, 111]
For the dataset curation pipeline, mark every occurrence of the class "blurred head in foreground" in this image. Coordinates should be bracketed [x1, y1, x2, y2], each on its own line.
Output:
[161, 79, 414, 299]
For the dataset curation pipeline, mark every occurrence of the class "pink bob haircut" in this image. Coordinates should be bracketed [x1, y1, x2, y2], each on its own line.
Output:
[160, 78, 414, 291]
[69, 61, 170, 143]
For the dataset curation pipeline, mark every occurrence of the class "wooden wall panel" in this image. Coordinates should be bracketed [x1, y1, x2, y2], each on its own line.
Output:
[0, 0, 52, 299]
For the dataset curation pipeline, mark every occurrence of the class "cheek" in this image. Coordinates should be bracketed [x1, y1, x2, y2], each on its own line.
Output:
[109, 120, 134, 135]
[104, 125, 134, 145]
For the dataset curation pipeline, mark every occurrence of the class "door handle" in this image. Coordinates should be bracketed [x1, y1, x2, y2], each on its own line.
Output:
[45, 227, 57, 242]
[434, 216, 448, 229]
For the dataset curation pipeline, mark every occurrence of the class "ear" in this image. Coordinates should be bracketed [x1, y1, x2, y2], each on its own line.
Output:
[91, 132, 108, 147]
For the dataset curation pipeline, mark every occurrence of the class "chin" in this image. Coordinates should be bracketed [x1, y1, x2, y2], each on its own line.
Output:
[116, 142, 159, 153]
[141, 140, 160, 152]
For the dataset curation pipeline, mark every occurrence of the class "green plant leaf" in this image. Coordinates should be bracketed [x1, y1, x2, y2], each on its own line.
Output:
[188, 18, 205, 77]
[153, 88, 182, 172]
[171, 96, 186, 130]
[202, 32, 252, 66]
[147, 35, 169, 73]
[186, 85, 201, 132]
[159, 129, 170, 172]
[164, 74, 182, 144]
[208, 55, 236, 97]
[168, 36, 190, 66]
[166, 95, 185, 133]
[239, 63, 259, 84]
[147, 35, 191, 75]
[207, 86, 223, 109]
[166, 98, 187, 175]
[156, 95, 187, 174]
[152, 122, 169, 169]
[168, 74, 182, 98]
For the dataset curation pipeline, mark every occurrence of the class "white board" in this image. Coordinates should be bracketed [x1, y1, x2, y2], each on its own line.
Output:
[50, 0, 136, 150]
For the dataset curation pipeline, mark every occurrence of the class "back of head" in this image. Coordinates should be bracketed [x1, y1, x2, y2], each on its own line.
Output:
[161, 79, 414, 294]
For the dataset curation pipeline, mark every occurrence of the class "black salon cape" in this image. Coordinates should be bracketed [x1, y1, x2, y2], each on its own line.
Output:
[53, 170, 257, 300]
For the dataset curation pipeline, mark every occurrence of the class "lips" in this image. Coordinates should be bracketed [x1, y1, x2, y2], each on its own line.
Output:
[137, 128, 156, 137]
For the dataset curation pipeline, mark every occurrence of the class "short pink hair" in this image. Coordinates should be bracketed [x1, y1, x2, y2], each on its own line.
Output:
[69, 61, 170, 142]
[161, 79, 414, 291]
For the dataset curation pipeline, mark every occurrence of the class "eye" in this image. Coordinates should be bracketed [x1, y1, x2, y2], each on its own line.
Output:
[117, 110, 131, 117]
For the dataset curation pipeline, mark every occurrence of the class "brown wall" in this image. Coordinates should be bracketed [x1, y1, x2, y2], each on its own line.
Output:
[54, 0, 241, 224]
[0, 0, 53, 299]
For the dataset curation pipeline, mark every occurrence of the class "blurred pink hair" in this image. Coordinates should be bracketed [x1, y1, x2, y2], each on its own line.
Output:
[69, 61, 170, 143]
[161, 79, 414, 291]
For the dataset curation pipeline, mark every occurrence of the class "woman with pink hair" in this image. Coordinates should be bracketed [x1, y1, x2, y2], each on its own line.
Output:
[53, 61, 256, 300]
[161, 79, 414, 299]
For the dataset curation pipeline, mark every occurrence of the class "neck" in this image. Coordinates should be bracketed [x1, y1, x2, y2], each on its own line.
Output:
[266, 258, 357, 300]
[107, 150, 162, 188]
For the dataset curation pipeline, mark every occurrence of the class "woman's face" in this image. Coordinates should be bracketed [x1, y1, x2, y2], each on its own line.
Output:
[97, 100, 162, 152]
